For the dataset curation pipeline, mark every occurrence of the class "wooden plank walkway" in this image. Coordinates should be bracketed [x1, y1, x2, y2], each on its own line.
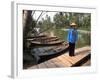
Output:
[27, 46, 91, 69]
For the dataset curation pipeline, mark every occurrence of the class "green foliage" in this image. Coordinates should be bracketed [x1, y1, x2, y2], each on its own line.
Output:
[39, 15, 53, 32]
[53, 12, 68, 28]
[53, 12, 91, 31]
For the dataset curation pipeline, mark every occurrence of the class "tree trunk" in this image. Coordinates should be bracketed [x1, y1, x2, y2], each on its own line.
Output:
[23, 10, 33, 50]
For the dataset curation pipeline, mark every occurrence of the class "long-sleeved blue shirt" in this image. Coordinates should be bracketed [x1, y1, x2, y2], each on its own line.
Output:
[67, 28, 78, 43]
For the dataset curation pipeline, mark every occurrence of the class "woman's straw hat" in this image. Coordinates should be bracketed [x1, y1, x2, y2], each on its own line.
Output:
[70, 22, 77, 26]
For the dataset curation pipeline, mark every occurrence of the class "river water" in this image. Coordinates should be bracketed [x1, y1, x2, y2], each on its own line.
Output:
[51, 28, 91, 48]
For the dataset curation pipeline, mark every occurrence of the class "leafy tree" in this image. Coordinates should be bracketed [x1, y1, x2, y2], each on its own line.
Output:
[53, 12, 68, 28]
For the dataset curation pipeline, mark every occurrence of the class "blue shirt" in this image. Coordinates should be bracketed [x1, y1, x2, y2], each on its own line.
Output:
[67, 28, 78, 43]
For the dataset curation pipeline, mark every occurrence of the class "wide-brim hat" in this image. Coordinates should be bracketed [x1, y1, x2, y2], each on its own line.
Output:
[70, 22, 77, 26]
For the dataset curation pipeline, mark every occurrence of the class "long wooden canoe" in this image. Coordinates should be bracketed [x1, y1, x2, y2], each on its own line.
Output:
[31, 43, 69, 63]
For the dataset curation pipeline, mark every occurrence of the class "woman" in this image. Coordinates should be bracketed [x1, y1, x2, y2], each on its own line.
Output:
[67, 22, 78, 56]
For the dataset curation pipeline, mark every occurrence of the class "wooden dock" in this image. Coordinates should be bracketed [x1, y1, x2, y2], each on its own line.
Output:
[26, 46, 91, 69]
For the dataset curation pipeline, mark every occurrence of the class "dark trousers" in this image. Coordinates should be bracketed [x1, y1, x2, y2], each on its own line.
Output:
[69, 42, 75, 56]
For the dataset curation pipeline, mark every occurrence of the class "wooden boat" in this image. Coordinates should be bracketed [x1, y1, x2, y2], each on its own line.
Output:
[27, 36, 65, 46]
[30, 40, 64, 46]
[24, 35, 69, 65]
[27, 36, 58, 41]
[32, 44, 68, 56]
[44, 37, 59, 42]
[31, 43, 69, 63]
[26, 35, 47, 39]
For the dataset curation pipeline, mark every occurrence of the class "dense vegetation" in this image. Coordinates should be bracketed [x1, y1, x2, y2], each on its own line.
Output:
[37, 12, 91, 31]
